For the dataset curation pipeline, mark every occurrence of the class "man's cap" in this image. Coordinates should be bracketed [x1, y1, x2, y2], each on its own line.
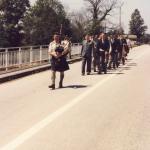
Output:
[55, 46, 64, 53]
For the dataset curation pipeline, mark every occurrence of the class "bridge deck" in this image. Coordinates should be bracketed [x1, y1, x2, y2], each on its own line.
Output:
[0, 45, 150, 150]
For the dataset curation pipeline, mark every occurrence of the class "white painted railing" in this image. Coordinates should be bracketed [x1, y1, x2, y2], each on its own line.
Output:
[0, 43, 82, 72]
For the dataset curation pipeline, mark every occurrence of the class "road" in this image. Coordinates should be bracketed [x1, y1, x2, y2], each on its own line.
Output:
[0, 45, 150, 150]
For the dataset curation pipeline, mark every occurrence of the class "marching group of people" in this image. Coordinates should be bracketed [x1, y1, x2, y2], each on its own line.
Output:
[81, 33, 131, 76]
[48, 33, 132, 90]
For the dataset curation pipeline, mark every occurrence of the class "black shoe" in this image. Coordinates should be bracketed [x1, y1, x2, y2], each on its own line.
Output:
[59, 83, 63, 88]
[48, 84, 55, 90]
[98, 71, 101, 74]
[82, 73, 85, 76]
[116, 63, 119, 68]
[103, 67, 107, 74]
[122, 59, 125, 65]
[87, 72, 90, 75]
[94, 69, 97, 72]
[108, 66, 111, 70]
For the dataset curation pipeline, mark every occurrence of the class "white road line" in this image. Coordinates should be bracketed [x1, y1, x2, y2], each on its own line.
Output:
[0, 75, 116, 150]
[0, 48, 149, 150]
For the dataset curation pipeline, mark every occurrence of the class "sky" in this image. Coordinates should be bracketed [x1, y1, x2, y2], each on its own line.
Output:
[30, 0, 150, 33]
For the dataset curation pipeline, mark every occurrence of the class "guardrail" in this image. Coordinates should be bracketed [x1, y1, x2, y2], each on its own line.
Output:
[0, 43, 82, 73]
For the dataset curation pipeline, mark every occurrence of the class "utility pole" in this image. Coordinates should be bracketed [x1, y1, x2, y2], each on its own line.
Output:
[119, 2, 124, 32]
[59, 24, 63, 42]
[60, 24, 63, 36]
[105, 20, 107, 33]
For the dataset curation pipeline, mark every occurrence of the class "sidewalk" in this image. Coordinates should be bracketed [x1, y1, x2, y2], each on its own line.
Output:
[0, 57, 81, 84]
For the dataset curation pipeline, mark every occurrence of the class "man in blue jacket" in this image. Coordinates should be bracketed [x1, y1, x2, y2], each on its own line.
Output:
[96, 33, 110, 74]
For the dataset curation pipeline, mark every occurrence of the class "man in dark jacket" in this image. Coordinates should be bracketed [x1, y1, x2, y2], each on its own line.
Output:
[96, 33, 110, 74]
[108, 34, 120, 69]
[118, 35, 128, 65]
[81, 34, 94, 75]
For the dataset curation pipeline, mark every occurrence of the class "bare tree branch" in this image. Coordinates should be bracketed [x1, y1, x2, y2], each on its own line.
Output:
[83, 0, 120, 34]
[85, 0, 118, 20]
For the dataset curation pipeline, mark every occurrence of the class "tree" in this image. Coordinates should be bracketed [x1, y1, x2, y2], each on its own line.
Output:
[140, 34, 150, 44]
[0, 14, 8, 47]
[107, 27, 124, 35]
[84, 0, 118, 34]
[0, 0, 30, 47]
[23, 0, 72, 45]
[129, 9, 148, 41]
[69, 11, 89, 42]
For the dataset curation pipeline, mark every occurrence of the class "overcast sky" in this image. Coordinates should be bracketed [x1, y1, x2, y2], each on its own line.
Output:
[30, 0, 150, 33]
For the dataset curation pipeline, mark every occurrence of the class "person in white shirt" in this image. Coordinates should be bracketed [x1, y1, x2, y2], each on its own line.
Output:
[48, 34, 69, 90]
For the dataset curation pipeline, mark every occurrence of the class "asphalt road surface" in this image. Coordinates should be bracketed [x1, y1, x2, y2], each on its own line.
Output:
[0, 45, 150, 150]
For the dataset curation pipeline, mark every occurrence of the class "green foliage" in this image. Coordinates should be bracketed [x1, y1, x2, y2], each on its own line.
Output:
[71, 24, 85, 42]
[140, 34, 150, 44]
[70, 13, 87, 42]
[0, 0, 30, 47]
[87, 20, 102, 35]
[23, 0, 72, 45]
[129, 9, 148, 40]
[0, 20, 9, 47]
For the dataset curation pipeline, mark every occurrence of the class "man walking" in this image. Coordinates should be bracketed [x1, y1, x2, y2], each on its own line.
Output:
[48, 33, 69, 90]
[81, 34, 94, 76]
[96, 33, 110, 74]
[108, 35, 120, 69]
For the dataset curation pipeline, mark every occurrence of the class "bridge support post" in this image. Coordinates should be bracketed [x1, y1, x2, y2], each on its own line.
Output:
[19, 48, 22, 68]
[40, 46, 42, 64]
[30, 46, 33, 65]
[5, 49, 8, 71]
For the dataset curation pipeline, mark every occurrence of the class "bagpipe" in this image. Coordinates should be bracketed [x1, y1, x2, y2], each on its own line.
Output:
[51, 46, 69, 72]
[52, 46, 64, 64]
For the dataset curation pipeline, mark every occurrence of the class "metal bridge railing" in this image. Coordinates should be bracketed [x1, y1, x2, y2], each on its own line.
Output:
[0, 43, 82, 73]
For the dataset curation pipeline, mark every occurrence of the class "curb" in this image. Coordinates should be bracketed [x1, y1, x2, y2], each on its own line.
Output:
[0, 57, 82, 84]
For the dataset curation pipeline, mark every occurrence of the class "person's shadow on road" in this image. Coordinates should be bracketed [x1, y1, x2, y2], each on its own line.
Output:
[62, 85, 88, 89]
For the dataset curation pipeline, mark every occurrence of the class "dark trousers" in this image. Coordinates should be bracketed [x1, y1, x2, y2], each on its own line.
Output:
[97, 51, 107, 73]
[82, 57, 92, 74]
[93, 56, 97, 71]
[118, 50, 123, 63]
[109, 52, 118, 69]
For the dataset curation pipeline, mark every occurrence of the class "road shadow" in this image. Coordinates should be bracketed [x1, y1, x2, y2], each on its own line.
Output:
[111, 61, 137, 72]
[126, 59, 133, 61]
[89, 71, 124, 75]
[127, 63, 137, 66]
[63, 85, 88, 89]
[107, 72, 124, 75]
[119, 66, 131, 70]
